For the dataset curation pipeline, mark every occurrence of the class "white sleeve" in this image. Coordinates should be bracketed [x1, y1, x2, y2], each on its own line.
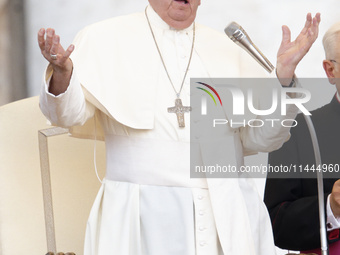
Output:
[39, 64, 95, 128]
[327, 194, 340, 231]
[239, 78, 301, 154]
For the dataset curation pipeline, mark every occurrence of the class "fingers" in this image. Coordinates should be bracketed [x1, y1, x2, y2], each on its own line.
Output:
[315, 12, 321, 24]
[292, 12, 320, 48]
[310, 13, 321, 37]
[61, 44, 75, 63]
[304, 13, 321, 38]
[45, 28, 55, 53]
[38, 28, 46, 51]
[281, 25, 291, 44]
[301, 13, 312, 35]
[38, 27, 58, 60]
[37, 27, 74, 67]
[50, 34, 60, 56]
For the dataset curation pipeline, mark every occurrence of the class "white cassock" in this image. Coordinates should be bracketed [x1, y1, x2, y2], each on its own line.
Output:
[40, 5, 299, 255]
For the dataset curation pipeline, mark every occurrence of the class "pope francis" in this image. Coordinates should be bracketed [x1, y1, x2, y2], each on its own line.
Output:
[38, 1, 320, 254]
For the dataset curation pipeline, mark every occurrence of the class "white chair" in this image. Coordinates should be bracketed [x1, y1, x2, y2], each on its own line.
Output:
[0, 96, 105, 254]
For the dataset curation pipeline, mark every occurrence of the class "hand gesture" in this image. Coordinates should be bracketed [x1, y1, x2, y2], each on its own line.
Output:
[38, 28, 74, 73]
[276, 13, 321, 84]
[38, 28, 74, 95]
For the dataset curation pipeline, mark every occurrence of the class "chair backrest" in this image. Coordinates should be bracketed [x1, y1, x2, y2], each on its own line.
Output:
[0, 96, 105, 254]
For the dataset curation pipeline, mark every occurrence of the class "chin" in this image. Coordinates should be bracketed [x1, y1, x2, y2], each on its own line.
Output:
[169, 10, 192, 21]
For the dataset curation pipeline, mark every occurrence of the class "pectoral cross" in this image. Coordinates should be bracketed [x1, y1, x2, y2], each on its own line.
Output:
[168, 98, 191, 128]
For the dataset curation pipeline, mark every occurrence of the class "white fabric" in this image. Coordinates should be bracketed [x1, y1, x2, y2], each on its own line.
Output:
[40, 5, 300, 255]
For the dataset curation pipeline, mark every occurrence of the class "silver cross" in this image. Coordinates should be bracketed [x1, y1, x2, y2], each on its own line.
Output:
[168, 98, 191, 128]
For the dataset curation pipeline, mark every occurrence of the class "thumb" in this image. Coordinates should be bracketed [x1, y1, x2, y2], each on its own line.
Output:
[281, 25, 291, 45]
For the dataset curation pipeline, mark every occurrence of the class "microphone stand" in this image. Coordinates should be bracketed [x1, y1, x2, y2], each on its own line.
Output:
[303, 115, 329, 255]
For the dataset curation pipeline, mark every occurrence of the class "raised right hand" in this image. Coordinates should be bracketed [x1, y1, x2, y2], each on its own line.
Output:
[38, 28, 74, 95]
[38, 28, 74, 73]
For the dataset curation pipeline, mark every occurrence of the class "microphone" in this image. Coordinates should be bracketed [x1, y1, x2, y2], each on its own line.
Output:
[224, 22, 274, 73]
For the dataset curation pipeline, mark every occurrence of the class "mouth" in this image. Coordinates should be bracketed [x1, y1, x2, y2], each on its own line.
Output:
[174, 0, 190, 4]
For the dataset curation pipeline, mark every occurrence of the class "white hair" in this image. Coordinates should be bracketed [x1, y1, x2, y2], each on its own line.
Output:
[322, 22, 340, 60]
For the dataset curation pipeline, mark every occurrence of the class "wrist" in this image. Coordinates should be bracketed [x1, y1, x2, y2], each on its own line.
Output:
[52, 58, 73, 75]
[49, 59, 73, 96]
[275, 68, 295, 87]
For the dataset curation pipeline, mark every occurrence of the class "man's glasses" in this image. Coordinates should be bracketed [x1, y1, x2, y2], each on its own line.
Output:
[330, 60, 338, 64]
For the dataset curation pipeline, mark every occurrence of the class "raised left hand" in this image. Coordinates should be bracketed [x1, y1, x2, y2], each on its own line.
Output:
[276, 13, 321, 85]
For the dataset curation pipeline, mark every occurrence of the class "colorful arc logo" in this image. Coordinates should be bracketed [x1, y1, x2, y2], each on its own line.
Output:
[196, 82, 223, 106]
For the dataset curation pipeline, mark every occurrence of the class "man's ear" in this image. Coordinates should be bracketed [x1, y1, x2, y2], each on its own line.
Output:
[323, 60, 336, 84]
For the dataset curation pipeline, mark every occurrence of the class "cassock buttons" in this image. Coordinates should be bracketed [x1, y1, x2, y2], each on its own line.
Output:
[199, 210, 204, 216]
[199, 241, 206, 246]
